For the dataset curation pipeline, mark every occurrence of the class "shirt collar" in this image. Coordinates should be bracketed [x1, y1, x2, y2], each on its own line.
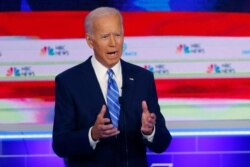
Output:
[91, 55, 121, 78]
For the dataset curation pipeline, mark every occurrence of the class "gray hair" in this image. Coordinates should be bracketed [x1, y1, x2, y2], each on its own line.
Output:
[84, 7, 123, 34]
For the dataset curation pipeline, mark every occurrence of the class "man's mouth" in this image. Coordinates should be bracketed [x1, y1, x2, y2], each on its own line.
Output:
[107, 51, 118, 57]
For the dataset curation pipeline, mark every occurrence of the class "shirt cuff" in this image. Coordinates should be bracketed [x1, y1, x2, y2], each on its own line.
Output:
[88, 127, 100, 149]
[142, 126, 155, 143]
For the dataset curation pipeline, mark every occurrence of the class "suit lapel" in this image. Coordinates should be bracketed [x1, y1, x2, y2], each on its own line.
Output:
[80, 57, 107, 116]
[120, 60, 136, 117]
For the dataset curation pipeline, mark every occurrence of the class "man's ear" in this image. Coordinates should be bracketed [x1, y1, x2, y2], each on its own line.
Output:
[86, 33, 94, 49]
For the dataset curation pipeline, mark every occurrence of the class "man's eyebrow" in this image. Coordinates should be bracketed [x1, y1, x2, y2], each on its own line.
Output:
[100, 33, 111, 36]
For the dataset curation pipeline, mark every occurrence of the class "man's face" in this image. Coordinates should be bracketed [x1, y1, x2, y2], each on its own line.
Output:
[86, 14, 124, 68]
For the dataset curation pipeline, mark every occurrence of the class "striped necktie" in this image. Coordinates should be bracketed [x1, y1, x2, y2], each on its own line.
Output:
[106, 69, 120, 128]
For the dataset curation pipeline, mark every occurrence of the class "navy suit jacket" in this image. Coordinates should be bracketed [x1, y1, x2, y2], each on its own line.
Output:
[52, 57, 172, 167]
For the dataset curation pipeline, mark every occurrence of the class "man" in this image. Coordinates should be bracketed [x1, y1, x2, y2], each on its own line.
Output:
[52, 7, 172, 167]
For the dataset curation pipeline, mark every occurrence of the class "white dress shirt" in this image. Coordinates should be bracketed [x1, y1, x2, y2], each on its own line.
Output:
[91, 55, 123, 101]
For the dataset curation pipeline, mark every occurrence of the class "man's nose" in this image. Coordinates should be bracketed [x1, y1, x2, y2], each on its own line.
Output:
[109, 35, 116, 46]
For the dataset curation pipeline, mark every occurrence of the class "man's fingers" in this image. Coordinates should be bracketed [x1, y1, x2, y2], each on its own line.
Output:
[102, 130, 120, 138]
[151, 113, 156, 118]
[100, 125, 120, 138]
[102, 118, 111, 124]
[100, 123, 114, 131]
[144, 122, 155, 128]
[147, 113, 156, 124]
[149, 113, 156, 122]
[141, 103, 156, 135]
[103, 128, 120, 135]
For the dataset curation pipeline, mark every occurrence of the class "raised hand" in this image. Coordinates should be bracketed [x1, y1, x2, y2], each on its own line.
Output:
[141, 101, 156, 135]
[91, 105, 120, 140]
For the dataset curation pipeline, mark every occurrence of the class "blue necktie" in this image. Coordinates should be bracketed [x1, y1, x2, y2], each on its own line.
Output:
[107, 69, 120, 128]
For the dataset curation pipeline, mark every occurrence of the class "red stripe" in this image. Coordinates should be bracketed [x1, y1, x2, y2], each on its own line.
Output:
[156, 78, 250, 99]
[1, 78, 250, 99]
[0, 81, 55, 100]
[1, 12, 250, 38]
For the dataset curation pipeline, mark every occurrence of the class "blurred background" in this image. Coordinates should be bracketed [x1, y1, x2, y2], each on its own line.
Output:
[0, 0, 250, 166]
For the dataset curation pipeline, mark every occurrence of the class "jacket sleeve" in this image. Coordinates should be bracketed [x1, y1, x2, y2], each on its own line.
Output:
[52, 75, 94, 157]
[144, 73, 172, 153]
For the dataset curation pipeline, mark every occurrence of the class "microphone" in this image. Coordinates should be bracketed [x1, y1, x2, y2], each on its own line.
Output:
[119, 93, 128, 167]
[119, 96, 124, 105]
[121, 85, 127, 93]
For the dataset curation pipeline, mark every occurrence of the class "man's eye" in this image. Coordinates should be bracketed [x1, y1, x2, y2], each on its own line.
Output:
[102, 35, 109, 38]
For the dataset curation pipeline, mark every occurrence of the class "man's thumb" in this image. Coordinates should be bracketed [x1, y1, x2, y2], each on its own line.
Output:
[142, 100, 148, 112]
[99, 105, 106, 117]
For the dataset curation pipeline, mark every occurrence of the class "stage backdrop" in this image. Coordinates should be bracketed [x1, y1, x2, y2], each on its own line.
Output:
[0, 11, 250, 134]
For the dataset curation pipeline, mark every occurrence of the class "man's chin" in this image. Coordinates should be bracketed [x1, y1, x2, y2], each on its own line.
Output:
[106, 60, 119, 68]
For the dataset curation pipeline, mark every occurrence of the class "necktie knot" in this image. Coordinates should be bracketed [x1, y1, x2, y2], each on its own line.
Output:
[107, 69, 114, 78]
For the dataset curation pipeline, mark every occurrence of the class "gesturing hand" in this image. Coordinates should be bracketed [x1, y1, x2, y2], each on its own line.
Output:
[91, 105, 120, 141]
[141, 101, 156, 135]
